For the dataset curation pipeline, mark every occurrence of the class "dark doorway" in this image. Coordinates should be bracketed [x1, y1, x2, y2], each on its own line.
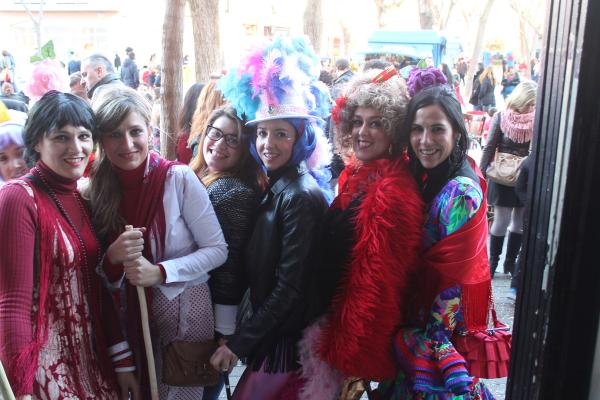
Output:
[507, 0, 600, 399]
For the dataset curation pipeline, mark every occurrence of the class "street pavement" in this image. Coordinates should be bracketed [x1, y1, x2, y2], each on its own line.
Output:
[218, 273, 515, 400]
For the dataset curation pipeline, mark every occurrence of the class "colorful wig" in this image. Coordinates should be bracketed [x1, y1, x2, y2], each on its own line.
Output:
[219, 36, 333, 202]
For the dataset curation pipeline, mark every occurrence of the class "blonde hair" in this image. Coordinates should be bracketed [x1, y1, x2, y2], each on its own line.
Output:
[190, 105, 267, 190]
[89, 86, 153, 236]
[505, 81, 537, 113]
[479, 66, 496, 86]
[187, 80, 226, 147]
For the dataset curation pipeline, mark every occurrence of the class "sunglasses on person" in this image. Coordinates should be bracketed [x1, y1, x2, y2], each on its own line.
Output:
[206, 125, 241, 148]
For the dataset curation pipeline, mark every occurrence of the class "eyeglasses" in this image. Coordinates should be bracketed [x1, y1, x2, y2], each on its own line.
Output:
[206, 125, 241, 148]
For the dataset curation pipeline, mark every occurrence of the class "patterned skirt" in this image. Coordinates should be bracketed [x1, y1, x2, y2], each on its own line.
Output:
[152, 282, 215, 400]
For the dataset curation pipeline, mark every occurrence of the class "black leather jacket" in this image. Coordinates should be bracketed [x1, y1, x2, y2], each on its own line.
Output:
[226, 163, 327, 371]
[480, 111, 531, 174]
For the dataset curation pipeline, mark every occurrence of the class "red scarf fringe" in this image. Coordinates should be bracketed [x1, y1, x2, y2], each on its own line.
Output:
[12, 173, 113, 395]
[415, 161, 492, 331]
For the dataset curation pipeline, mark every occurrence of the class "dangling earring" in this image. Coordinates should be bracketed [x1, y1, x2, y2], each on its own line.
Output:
[388, 143, 393, 155]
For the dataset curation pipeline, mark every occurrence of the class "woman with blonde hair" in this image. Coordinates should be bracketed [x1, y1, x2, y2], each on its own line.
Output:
[188, 79, 226, 157]
[481, 81, 537, 279]
[89, 86, 227, 399]
[477, 66, 496, 111]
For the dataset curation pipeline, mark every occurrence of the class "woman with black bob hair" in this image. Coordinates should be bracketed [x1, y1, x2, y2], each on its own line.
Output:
[0, 91, 138, 399]
[383, 85, 497, 399]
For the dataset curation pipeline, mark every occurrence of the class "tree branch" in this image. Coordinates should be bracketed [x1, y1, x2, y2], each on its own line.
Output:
[509, 0, 542, 37]
[19, 0, 37, 24]
[440, 0, 458, 31]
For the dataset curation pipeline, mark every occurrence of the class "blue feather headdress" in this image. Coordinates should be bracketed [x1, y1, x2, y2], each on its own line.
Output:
[217, 36, 330, 124]
[218, 36, 334, 202]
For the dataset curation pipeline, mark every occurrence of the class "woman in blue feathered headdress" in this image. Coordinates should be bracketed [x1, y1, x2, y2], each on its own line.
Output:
[209, 36, 332, 399]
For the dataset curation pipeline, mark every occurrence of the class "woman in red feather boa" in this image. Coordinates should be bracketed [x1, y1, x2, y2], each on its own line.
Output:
[299, 67, 425, 399]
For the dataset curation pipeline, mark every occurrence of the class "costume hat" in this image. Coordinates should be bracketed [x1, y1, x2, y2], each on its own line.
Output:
[218, 36, 331, 125]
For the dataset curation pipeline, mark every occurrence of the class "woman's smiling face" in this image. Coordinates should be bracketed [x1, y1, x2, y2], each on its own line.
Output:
[202, 115, 243, 173]
[100, 111, 150, 170]
[351, 107, 392, 163]
[409, 104, 457, 169]
[255, 119, 298, 171]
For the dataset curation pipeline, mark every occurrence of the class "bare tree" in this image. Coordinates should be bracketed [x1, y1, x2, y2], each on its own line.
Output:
[160, 0, 185, 160]
[340, 20, 352, 56]
[509, 0, 544, 61]
[19, 0, 44, 57]
[464, 0, 495, 99]
[374, 0, 406, 28]
[303, 0, 323, 54]
[417, 0, 437, 29]
[439, 0, 458, 31]
[188, 0, 221, 83]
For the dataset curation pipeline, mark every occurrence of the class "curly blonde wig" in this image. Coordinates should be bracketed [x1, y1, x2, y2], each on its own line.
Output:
[334, 69, 410, 157]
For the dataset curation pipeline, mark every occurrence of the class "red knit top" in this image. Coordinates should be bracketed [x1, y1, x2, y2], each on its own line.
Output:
[0, 162, 130, 395]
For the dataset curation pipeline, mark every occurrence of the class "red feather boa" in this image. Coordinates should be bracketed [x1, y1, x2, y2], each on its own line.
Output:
[319, 157, 424, 381]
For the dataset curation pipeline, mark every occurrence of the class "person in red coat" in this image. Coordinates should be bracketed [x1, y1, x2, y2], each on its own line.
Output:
[299, 66, 425, 399]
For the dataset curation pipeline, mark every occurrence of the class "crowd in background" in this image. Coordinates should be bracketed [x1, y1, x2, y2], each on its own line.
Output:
[0, 38, 537, 400]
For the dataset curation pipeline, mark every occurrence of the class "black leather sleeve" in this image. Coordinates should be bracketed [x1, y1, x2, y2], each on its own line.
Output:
[208, 184, 259, 305]
[227, 191, 323, 358]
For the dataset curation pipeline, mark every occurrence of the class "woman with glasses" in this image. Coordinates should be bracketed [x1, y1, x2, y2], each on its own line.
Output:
[88, 86, 227, 399]
[190, 106, 267, 400]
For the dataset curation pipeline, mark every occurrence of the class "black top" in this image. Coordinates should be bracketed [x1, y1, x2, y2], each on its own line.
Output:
[227, 163, 327, 372]
[87, 73, 122, 99]
[206, 176, 260, 306]
[419, 157, 479, 204]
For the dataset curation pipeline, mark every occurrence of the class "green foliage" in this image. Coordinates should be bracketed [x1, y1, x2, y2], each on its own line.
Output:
[30, 40, 55, 63]
[417, 58, 429, 69]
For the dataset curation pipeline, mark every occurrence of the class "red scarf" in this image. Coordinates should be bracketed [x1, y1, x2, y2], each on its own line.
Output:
[114, 151, 177, 397]
[13, 163, 114, 395]
[320, 157, 424, 381]
[117, 151, 176, 263]
[414, 162, 492, 331]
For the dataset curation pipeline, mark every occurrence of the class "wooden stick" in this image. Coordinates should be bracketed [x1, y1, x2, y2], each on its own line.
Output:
[0, 358, 15, 400]
[125, 225, 159, 400]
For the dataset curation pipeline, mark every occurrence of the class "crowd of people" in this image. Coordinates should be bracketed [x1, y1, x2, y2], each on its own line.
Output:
[0, 36, 538, 400]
